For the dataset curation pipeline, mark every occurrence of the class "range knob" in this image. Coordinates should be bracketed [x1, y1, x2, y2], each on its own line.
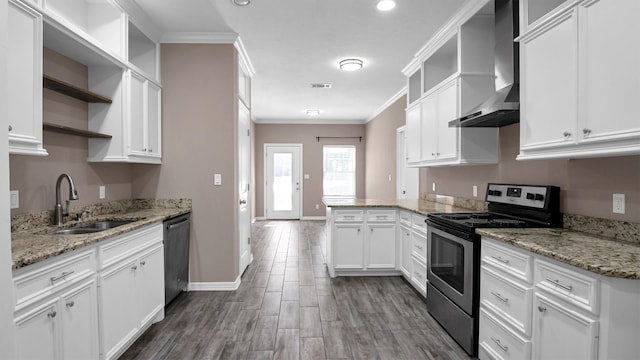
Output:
[526, 193, 535, 200]
[535, 194, 544, 201]
[488, 190, 502, 196]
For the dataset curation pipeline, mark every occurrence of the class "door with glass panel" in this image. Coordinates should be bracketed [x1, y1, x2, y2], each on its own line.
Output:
[265, 144, 302, 219]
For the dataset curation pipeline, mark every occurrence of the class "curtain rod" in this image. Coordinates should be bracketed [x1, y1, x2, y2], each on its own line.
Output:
[316, 136, 363, 142]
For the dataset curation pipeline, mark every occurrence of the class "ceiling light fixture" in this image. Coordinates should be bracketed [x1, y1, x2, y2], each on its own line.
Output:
[306, 109, 321, 116]
[232, 0, 250, 6]
[376, 0, 396, 11]
[339, 58, 363, 71]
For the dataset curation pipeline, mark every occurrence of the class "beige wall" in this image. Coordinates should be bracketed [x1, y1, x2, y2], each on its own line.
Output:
[254, 124, 366, 218]
[420, 123, 640, 222]
[364, 95, 407, 199]
[10, 49, 133, 215]
[131, 44, 239, 283]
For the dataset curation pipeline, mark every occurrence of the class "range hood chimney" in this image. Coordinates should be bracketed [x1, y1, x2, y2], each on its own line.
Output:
[450, 0, 520, 128]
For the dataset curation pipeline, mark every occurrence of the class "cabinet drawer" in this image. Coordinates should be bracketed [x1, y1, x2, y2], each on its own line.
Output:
[411, 256, 427, 294]
[333, 210, 364, 222]
[481, 239, 533, 283]
[411, 214, 427, 233]
[399, 211, 412, 226]
[366, 209, 396, 222]
[98, 223, 163, 269]
[479, 308, 531, 360]
[535, 259, 599, 314]
[480, 266, 532, 336]
[14, 249, 95, 308]
[412, 231, 427, 262]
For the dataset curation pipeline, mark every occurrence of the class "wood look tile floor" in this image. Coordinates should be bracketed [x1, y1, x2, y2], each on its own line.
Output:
[120, 221, 473, 360]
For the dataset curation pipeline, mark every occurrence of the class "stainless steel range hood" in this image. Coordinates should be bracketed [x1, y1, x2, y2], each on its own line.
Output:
[450, 0, 520, 128]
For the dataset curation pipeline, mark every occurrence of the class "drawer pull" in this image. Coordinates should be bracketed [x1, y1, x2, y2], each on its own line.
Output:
[140, 260, 146, 266]
[66, 301, 75, 308]
[131, 265, 138, 271]
[375, 215, 388, 219]
[490, 291, 509, 303]
[491, 337, 508, 352]
[48, 310, 57, 319]
[344, 215, 355, 220]
[546, 278, 573, 291]
[538, 305, 547, 313]
[415, 245, 424, 251]
[50, 271, 74, 283]
[491, 256, 510, 264]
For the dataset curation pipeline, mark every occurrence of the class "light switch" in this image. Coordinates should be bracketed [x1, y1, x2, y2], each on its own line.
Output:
[99, 186, 106, 199]
[214, 173, 222, 186]
[473, 185, 478, 197]
[10, 190, 19, 209]
[304, 174, 310, 180]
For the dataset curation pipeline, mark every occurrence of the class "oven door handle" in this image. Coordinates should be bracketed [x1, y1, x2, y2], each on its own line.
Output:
[426, 219, 476, 240]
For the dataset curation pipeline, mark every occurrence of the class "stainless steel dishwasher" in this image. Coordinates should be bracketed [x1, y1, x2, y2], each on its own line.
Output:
[164, 213, 191, 305]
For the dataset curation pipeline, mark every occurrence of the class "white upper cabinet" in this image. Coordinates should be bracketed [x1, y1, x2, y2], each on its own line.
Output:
[403, 0, 499, 167]
[44, 0, 125, 61]
[517, 0, 640, 160]
[8, 0, 46, 156]
[128, 20, 159, 82]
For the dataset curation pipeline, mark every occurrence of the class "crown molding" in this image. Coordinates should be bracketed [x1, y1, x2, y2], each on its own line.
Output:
[160, 32, 239, 44]
[253, 118, 366, 125]
[235, 37, 255, 77]
[365, 87, 407, 123]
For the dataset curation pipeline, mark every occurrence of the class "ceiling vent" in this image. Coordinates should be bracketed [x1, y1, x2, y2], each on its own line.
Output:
[310, 83, 332, 89]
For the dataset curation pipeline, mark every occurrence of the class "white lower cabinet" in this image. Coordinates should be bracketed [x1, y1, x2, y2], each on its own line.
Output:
[532, 293, 598, 360]
[333, 223, 364, 270]
[399, 224, 412, 278]
[366, 222, 396, 269]
[14, 275, 99, 360]
[480, 237, 640, 360]
[98, 224, 164, 360]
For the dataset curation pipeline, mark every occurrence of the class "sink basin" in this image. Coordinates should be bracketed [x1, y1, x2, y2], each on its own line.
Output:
[52, 220, 137, 235]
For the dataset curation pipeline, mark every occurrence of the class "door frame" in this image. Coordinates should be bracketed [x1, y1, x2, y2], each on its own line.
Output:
[263, 143, 303, 219]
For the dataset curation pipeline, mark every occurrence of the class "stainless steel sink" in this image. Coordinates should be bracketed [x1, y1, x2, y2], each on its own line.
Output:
[52, 220, 137, 235]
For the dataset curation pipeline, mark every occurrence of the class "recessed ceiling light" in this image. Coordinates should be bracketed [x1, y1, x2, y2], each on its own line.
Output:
[306, 109, 321, 116]
[377, 0, 396, 11]
[232, 0, 250, 6]
[339, 59, 363, 71]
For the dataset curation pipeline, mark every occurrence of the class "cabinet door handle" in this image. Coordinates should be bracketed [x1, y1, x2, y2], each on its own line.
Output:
[563, 131, 572, 138]
[415, 245, 424, 251]
[140, 260, 146, 266]
[48, 310, 57, 319]
[538, 305, 547, 313]
[582, 128, 591, 136]
[545, 278, 573, 291]
[491, 291, 509, 303]
[357, 228, 360, 233]
[149, 148, 153, 152]
[131, 265, 138, 271]
[50, 270, 74, 283]
[142, 148, 147, 152]
[370, 228, 374, 232]
[491, 337, 508, 352]
[240, 200, 247, 205]
[66, 301, 75, 308]
[491, 256, 510, 264]
[8, 125, 12, 131]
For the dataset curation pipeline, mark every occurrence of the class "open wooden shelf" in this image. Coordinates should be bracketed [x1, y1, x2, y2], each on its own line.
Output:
[43, 122, 112, 139]
[43, 74, 112, 103]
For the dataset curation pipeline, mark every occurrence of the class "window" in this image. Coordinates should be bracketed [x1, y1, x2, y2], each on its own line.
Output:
[323, 146, 356, 197]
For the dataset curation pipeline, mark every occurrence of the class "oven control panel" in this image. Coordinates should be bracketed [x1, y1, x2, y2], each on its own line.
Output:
[486, 183, 551, 209]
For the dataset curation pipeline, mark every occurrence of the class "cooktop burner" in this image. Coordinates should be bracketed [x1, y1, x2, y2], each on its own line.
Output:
[493, 219, 526, 226]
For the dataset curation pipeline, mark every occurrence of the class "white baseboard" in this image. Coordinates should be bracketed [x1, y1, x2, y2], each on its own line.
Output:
[301, 216, 326, 221]
[188, 276, 241, 291]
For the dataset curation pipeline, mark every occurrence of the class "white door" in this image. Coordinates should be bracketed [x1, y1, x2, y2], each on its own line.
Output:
[238, 102, 252, 273]
[396, 127, 419, 199]
[265, 144, 302, 219]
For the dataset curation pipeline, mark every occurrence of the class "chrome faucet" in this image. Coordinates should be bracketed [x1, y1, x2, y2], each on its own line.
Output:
[54, 173, 79, 225]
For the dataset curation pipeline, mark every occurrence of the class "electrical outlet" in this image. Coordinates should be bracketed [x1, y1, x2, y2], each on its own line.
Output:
[432, 182, 436, 192]
[315, 204, 319, 210]
[388, 174, 392, 182]
[473, 185, 478, 197]
[214, 174, 222, 186]
[10, 190, 19, 209]
[99, 186, 105, 199]
[613, 194, 625, 214]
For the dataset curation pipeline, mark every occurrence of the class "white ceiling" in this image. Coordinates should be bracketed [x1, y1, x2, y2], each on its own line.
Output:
[132, 0, 468, 124]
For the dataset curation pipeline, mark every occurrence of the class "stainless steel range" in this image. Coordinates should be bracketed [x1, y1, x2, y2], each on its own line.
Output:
[426, 183, 562, 356]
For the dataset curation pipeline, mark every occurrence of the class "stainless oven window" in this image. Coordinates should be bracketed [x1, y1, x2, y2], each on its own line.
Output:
[430, 231, 465, 294]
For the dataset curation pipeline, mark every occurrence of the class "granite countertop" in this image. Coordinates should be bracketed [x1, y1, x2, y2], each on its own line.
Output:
[322, 198, 477, 216]
[11, 200, 191, 270]
[477, 228, 640, 280]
